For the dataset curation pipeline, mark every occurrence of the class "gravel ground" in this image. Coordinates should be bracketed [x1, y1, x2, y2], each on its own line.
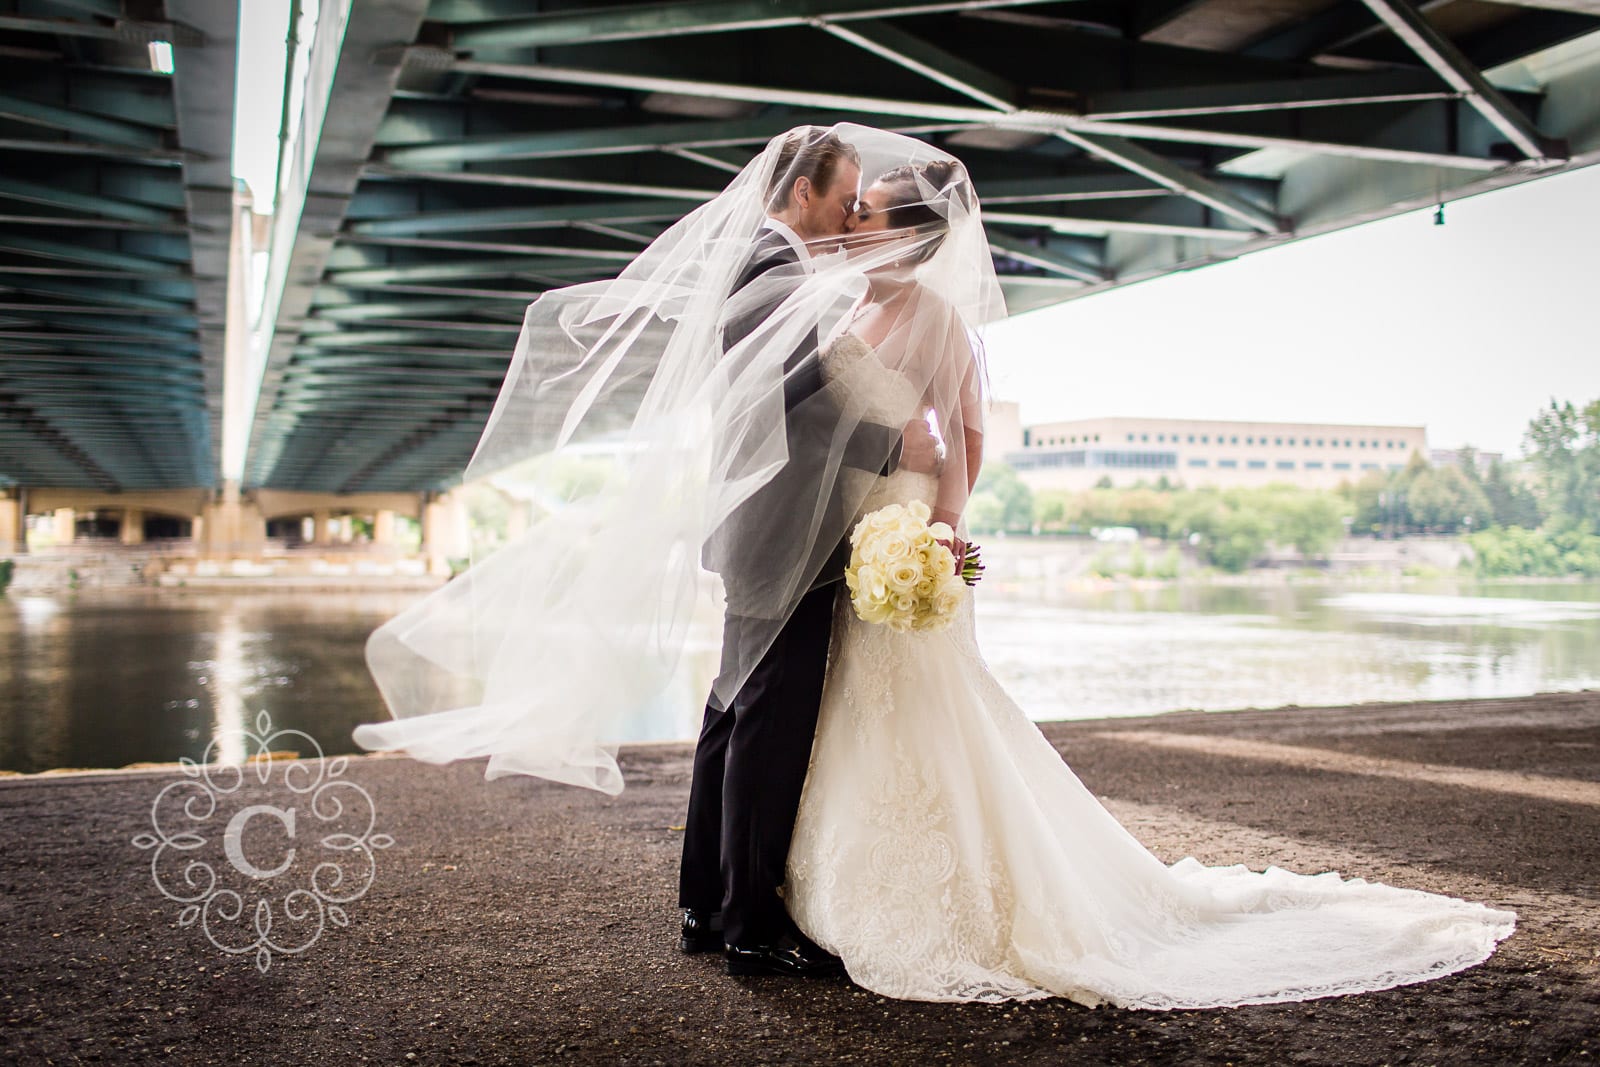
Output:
[3, 691, 1597, 1066]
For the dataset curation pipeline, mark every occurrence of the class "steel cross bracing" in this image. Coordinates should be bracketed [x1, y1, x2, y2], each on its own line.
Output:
[6, 1, 1597, 499]
[0, 0, 237, 493]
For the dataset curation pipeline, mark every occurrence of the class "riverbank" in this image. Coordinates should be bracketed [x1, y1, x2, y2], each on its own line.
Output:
[3, 690, 1595, 1065]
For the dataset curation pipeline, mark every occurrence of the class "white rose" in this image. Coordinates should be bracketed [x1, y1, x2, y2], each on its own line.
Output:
[927, 521, 954, 541]
[907, 500, 931, 523]
[888, 561, 921, 592]
[877, 533, 911, 562]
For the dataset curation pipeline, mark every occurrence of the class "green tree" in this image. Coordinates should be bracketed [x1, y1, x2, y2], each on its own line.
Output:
[1033, 491, 1069, 532]
[1120, 488, 1176, 538]
[973, 462, 1034, 533]
[1469, 525, 1600, 577]
[1406, 466, 1493, 533]
[1524, 398, 1600, 531]
[1481, 458, 1542, 530]
[1205, 507, 1272, 573]
[965, 492, 1004, 535]
[1345, 471, 1390, 537]
[1271, 491, 1348, 558]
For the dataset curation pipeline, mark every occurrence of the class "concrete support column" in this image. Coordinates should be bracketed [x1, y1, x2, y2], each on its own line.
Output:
[373, 509, 398, 557]
[200, 481, 264, 558]
[0, 492, 22, 554]
[120, 508, 146, 545]
[53, 508, 75, 546]
[419, 491, 470, 577]
[310, 509, 331, 545]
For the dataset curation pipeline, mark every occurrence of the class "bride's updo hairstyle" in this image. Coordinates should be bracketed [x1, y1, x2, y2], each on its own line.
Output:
[873, 159, 974, 264]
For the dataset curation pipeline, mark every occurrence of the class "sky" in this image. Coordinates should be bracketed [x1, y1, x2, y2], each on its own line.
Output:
[980, 163, 1600, 459]
[230, 4, 1598, 460]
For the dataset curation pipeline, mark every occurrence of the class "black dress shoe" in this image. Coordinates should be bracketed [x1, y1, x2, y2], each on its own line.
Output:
[725, 932, 845, 978]
[680, 908, 723, 954]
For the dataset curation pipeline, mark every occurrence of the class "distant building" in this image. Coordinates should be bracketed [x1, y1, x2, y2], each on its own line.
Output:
[1003, 416, 1427, 491]
[1429, 448, 1503, 474]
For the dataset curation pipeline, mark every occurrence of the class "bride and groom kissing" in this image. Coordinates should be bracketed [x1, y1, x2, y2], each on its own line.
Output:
[357, 123, 1514, 1009]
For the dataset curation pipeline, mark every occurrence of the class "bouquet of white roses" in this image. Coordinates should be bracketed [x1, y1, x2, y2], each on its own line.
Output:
[844, 501, 983, 633]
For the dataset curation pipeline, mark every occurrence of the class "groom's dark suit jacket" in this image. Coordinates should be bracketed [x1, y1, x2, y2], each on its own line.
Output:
[702, 228, 902, 613]
[680, 226, 903, 949]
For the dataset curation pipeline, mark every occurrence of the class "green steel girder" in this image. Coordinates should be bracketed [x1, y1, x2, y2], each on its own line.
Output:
[0, 175, 178, 223]
[378, 109, 931, 166]
[0, 274, 191, 309]
[0, 0, 234, 493]
[227, 0, 1600, 494]
[0, 232, 185, 270]
[9, 66, 180, 129]
[0, 91, 170, 148]
[439, 0, 1068, 45]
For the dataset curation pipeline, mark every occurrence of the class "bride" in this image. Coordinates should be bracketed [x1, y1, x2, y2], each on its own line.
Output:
[784, 159, 1516, 1008]
[351, 124, 1514, 1010]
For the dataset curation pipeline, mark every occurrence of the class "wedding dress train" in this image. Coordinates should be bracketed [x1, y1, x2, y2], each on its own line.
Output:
[784, 335, 1515, 1008]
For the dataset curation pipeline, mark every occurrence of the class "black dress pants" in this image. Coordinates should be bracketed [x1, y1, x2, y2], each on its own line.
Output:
[678, 581, 838, 949]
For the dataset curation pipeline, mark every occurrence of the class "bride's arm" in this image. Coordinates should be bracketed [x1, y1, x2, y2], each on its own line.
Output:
[930, 347, 982, 535]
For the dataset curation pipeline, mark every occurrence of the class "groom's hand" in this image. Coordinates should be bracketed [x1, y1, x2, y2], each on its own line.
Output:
[899, 420, 944, 475]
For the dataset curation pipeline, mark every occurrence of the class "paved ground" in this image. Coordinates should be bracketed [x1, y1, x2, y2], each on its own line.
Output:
[3, 691, 1597, 1065]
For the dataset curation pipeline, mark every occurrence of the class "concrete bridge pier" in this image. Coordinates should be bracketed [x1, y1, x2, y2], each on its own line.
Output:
[199, 481, 265, 558]
[420, 491, 470, 577]
[0, 490, 24, 555]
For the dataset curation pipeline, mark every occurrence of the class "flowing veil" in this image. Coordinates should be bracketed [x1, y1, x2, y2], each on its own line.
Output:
[352, 124, 1005, 794]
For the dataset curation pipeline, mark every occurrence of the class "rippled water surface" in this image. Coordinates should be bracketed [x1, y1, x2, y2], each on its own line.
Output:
[3, 577, 1597, 773]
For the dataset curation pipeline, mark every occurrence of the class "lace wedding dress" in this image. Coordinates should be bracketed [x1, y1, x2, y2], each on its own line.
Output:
[784, 334, 1516, 1008]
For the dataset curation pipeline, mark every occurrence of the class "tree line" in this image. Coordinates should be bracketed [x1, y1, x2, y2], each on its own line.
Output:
[966, 397, 1600, 577]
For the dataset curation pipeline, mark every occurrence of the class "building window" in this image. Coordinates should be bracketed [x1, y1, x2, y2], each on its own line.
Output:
[1288, 438, 1296, 446]
[1333, 462, 1351, 470]
[1361, 463, 1378, 470]
[1008, 450, 1088, 470]
[1388, 463, 1405, 471]
[1246, 436, 1254, 445]
[1141, 434, 1149, 442]
[1247, 460, 1267, 469]
[1230, 436, 1239, 444]
[1218, 459, 1238, 469]
[1274, 437, 1283, 446]
[1201, 435, 1209, 444]
[1127, 433, 1135, 442]
[1088, 450, 1178, 469]
[1345, 440, 1353, 447]
[1276, 460, 1294, 470]
[1187, 434, 1195, 444]
[1359, 440, 1366, 448]
[1305, 461, 1324, 470]
[1188, 458, 1208, 468]
[1317, 438, 1324, 446]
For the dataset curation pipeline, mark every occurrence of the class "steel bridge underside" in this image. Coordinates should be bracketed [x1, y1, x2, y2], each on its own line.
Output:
[4, 0, 1600, 499]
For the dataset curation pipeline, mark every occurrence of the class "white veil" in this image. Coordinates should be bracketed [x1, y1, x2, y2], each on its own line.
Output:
[352, 123, 1006, 793]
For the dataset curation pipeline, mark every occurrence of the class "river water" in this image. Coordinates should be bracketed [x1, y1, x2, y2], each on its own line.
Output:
[3, 577, 1597, 774]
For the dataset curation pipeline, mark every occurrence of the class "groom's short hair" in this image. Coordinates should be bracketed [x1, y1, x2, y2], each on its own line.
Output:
[765, 129, 860, 212]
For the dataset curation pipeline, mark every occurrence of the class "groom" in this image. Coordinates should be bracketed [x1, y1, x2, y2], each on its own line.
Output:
[679, 128, 940, 977]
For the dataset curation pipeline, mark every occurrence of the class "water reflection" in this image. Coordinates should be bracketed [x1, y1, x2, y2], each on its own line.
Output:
[977, 580, 1600, 721]
[1, 579, 1597, 774]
